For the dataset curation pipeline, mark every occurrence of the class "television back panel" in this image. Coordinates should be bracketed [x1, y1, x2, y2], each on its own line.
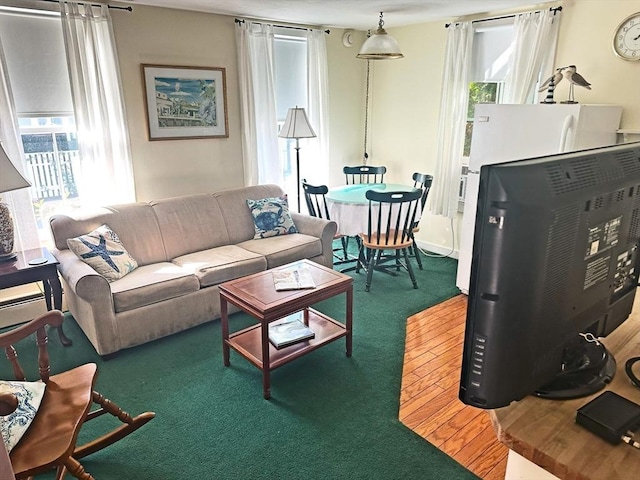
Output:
[459, 142, 640, 409]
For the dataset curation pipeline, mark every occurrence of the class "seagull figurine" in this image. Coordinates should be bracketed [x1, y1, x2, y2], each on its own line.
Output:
[538, 67, 564, 92]
[562, 65, 591, 103]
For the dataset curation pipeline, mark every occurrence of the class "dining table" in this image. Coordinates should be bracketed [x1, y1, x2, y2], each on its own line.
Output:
[325, 183, 420, 237]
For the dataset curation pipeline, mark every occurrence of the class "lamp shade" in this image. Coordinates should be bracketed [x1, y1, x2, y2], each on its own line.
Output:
[0, 143, 30, 194]
[357, 12, 404, 60]
[279, 107, 316, 139]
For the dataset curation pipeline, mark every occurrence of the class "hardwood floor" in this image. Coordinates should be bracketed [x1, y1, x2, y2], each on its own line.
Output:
[399, 294, 509, 479]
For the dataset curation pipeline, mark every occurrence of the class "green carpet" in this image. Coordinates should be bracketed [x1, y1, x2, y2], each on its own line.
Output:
[4, 253, 478, 480]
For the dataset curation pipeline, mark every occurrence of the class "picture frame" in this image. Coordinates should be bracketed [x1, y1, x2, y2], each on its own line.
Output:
[141, 64, 228, 140]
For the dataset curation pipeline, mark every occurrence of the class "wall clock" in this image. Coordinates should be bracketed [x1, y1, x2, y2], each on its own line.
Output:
[613, 12, 640, 61]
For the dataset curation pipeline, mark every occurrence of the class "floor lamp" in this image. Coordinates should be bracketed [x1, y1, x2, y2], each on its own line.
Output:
[279, 107, 316, 213]
[0, 143, 31, 262]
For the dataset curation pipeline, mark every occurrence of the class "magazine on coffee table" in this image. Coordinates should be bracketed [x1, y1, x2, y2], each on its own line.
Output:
[268, 312, 315, 349]
[272, 265, 316, 291]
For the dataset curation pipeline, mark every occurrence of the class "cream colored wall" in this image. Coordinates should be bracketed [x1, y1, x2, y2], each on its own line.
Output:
[325, 30, 369, 186]
[374, 0, 640, 256]
[555, 0, 640, 128]
[112, 6, 243, 201]
[367, 22, 455, 253]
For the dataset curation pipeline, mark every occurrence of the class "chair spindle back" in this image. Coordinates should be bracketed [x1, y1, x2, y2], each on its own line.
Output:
[0, 310, 63, 383]
[343, 165, 387, 185]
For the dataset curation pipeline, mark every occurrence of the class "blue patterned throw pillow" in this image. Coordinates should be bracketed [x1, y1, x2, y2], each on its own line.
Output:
[67, 224, 138, 281]
[0, 380, 46, 452]
[247, 195, 298, 239]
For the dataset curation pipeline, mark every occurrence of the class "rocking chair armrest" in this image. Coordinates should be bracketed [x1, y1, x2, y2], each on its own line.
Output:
[0, 392, 18, 416]
[0, 310, 64, 348]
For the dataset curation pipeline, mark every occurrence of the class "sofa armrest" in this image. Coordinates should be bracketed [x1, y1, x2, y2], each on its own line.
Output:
[51, 249, 112, 303]
[291, 213, 338, 259]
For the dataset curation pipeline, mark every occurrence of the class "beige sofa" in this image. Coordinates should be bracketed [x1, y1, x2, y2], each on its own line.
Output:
[49, 184, 337, 356]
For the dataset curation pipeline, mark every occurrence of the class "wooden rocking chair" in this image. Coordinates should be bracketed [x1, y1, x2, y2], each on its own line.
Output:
[0, 310, 155, 479]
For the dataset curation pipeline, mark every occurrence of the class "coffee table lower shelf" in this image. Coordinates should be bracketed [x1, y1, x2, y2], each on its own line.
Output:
[226, 308, 348, 371]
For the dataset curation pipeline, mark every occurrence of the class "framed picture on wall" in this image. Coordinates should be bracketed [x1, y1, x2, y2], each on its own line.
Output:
[141, 64, 228, 140]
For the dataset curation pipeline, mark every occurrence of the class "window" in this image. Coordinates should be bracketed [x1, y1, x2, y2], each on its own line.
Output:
[462, 20, 514, 159]
[274, 29, 308, 210]
[0, 8, 78, 247]
[18, 116, 80, 233]
[458, 20, 514, 209]
[274, 28, 319, 211]
[463, 82, 502, 157]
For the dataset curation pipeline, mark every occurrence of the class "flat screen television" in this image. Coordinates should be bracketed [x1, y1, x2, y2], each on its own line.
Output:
[459, 142, 640, 409]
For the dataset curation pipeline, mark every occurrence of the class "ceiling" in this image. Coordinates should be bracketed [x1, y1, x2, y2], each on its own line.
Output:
[116, 0, 558, 29]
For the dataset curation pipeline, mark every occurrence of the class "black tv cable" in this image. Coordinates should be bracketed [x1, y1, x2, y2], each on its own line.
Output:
[626, 356, 640, 389]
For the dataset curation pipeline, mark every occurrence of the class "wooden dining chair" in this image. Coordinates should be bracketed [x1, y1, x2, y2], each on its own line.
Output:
[409, 172, 434, 269]
[343, 165, 386, 184]
[302, 179, 355, 268]
[0, 310, 155, 479]
[356, 189, 422, 292]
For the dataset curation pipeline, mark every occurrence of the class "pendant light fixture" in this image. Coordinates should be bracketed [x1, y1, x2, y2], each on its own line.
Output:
[357, 12, 404, 60]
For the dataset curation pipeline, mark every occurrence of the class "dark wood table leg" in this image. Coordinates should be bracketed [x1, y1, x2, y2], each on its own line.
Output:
[221, 298, 230, 366]
[44, 276, 72, 346]
[261, 319, 271, 400]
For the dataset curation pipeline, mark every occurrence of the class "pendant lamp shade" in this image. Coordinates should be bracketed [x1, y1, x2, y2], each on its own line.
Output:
[357, 12, 404, 60]
[0, 143, 31, 261]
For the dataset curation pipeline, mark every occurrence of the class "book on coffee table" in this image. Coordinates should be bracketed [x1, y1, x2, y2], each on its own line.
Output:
[272, 265, 316, 291]
[268, 313, 315, 349]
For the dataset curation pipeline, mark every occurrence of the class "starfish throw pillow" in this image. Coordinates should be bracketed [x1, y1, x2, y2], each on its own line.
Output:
[67, 224, 138, 281]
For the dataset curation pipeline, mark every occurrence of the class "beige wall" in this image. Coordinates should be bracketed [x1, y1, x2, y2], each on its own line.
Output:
[555, 0, 640, 128]
[112, 7, 243, 201]
[110, 2, 639, 254]
[325, 29, 369, 186]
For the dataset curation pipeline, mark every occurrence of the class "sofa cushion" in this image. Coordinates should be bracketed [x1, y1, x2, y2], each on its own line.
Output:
[0, 380, 45, 452]
[151, 194, 230, 260]
[67, 224, 138, 282]
[110, 262, 200, 313]
[172, 245, 267, 287]
[238, 233, 322, 269]
[247, 195, 298, 239]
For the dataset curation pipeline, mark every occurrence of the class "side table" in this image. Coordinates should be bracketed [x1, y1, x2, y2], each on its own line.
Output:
[0, 247, 72, 346]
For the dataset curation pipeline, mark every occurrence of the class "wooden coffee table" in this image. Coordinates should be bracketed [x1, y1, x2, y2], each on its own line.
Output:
[219, 259, 353, 399]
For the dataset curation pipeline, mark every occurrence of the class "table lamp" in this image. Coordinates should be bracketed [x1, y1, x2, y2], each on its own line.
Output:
[278, 107, 316, 212]
[0, 143, 31, 262]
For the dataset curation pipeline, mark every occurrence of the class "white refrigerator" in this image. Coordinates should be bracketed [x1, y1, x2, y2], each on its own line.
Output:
[456, 103, 623, 294]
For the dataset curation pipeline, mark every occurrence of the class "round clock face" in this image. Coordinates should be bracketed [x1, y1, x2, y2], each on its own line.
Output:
[613, 12, 640, 61]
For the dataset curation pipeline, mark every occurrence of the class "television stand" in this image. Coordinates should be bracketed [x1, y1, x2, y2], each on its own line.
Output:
[490, 310, 640, 480]
[534, 336, 616, 400]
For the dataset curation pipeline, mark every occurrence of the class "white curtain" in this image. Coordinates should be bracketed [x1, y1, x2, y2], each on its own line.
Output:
[0, 38, 39, 252]
[235, 21, 281, 186]
[502, 9, 561, 104]
[430, 22, 474, 219]
[305, 29, 330, 186]
[59, 1, 135, 205]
